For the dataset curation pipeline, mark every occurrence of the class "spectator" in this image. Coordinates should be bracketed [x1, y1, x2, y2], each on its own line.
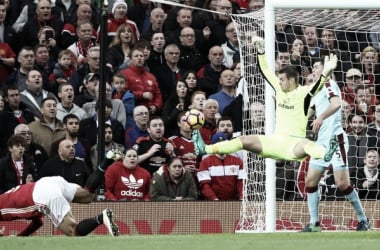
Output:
[69, 46, 112, 95]
[82, 81, 126, 128]
[301, 25, 321, 60]
[67, 20, 97, 66]
[124, 105, 149, 149]
[155, 43, 184, 101]
[133, 116, 176, 176]
[248, 0, 264, 12]
[355, 149, 380, 199]
[48, 50, 76, 93]
[34, 44, 56, 90]
[169, 111, 199, 176]
[37, 26, 60, 62]
[341, 68, 363, 106]
[0, 30, 16, 85]
[319, 28, 352, 86]
[105, 148, 151, 201]
[146, 32, 166, 76]
[120, 48, 163, 115]
[181, 70, 200, 95]
[107, 23, 136, 72]
[359, 46, 380, 101]
[61, 3, 97, 49]
[199, 98, 219, 145]
[20, 0, 63, 49]
[209, 69, 237, 114]
[90, 123, 125, 171]
[0, 135, 36, 194]
[197, 45, 226, 97]
[177, 27, 207, 72]
[205, 0, 233, 46]
[0, 0, 17, 54]
[79, 99, 124, 148]
[106, 0, 139, 45]
[221, 22, 239, 68]
[368, 103, 380, 135]
[140, 7, 166, 40]
[150, 157, 198, 201]
[73, 72, 98, 107]
[56, 83, 87, 122]
[342, 99, 354, 132]
[347, 112, 380, 177]
[50, 113, 91, 168]
[162, 80, 191, 137]
[111, 72, 135, 129]
[126, 0, 155, 35]
[7, 47, 35, 91]
[197, 132, 246, 200]
[20, 70, 57, 119]
[28, 97, 65, 155]
[14, 124, 48, 177]
[354, 85, 376, 123]
[188, 90, 206, 111]
[38, 139, 90, 187]
[0, 85, 35, 156]
[289, 36, 311, 80]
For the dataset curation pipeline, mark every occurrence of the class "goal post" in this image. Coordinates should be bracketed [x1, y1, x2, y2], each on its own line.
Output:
[233, 0, 380, 233]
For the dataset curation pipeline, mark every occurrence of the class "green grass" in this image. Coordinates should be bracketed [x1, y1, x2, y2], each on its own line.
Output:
[0, 232, 379, 250]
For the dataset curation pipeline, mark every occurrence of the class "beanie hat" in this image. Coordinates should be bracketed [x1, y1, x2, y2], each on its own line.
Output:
[112, 0, 128, 15]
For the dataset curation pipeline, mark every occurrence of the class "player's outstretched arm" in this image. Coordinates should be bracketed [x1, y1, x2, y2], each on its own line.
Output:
[311, 54, 338, 95]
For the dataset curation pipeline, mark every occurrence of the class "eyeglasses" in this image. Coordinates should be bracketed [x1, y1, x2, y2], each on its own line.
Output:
[226, 29, 235, 32]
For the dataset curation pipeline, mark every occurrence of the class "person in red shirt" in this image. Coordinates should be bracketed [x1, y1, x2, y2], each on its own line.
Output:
[0, 151, 122, 236]
[120, 48, 163, 115]
[197, 132, 246, 200]
[105, 148, 151, 201]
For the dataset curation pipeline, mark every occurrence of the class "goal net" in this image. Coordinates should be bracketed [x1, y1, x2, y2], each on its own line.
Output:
[232, 3, 380, 232]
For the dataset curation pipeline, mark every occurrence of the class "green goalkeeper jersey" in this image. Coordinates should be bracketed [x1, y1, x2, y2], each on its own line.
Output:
[257, 54, 327, 138]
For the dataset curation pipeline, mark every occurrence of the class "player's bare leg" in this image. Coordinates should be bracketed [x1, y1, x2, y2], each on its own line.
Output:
[59, 211, 77, 236]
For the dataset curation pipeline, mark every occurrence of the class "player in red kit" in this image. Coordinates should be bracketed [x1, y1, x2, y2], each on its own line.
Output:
[0, 150, 122, 236]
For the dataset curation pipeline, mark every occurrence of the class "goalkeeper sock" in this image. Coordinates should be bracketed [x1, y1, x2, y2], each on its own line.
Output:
[304, 141, 325, 159]
[205, 138, 243, 154]
[345, 187, 367, 222]
[306, 187, 320, 225]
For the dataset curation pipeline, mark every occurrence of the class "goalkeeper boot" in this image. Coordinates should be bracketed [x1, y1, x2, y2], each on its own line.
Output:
[323, 136, 338, 162]
[102, 208, 119, 236]
[192, 129, 206, 155]
[357, 218, 370, 231]
[301, 222, 321, 232]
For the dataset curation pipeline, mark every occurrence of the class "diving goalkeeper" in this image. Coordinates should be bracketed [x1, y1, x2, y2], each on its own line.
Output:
[193, 36, 338, 162]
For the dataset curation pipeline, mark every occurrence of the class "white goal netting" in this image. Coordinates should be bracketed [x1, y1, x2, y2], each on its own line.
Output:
[232, 8, 380, 232]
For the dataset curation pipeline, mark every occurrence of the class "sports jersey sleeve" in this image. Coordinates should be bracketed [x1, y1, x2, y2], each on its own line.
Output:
[257, 53, 281, 92]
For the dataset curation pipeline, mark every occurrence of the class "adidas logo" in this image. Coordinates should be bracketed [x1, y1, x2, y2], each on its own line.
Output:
[121, 175, 144, 189]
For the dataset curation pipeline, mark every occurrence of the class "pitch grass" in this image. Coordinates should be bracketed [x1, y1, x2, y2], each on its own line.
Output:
[1, 232, 378, 250]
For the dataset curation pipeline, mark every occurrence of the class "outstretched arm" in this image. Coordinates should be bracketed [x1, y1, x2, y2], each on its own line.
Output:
[310, 54, 338, 96]
[252, 36, 282, 92]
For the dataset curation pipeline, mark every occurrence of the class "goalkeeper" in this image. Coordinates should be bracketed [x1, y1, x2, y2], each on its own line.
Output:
[301, 58, 369, 232]
[193, 36, 338, 162]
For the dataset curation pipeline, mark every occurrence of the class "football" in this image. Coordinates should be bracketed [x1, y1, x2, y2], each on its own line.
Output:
[183, 109, 205, 130]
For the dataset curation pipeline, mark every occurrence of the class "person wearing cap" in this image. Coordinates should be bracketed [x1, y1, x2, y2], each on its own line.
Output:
[73, 72, 99, 107]
[341, 68, 363, 106]
[105, 0, 139, 46]
[197, 132, 246, 201]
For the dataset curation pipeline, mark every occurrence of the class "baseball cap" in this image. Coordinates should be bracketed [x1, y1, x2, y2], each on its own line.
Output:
[84, 73, 99, 83]
[211, 132, 228, 144]
[346, 68, 362, 78]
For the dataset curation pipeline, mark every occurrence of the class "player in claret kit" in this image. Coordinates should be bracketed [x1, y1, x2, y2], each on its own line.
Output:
[0, 150, 122, 237]
[193, 36, 339, 163]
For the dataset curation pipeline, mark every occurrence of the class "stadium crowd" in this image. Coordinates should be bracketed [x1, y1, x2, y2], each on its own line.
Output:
[0, 0, 379, 202]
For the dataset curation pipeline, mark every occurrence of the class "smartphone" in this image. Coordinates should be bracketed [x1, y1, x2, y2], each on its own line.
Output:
[45, 30, 54, 40]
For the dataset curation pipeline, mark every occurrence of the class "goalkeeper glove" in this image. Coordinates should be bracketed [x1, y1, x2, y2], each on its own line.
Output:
[322, 53, 338, 77]
[252, 36, 265, 54]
